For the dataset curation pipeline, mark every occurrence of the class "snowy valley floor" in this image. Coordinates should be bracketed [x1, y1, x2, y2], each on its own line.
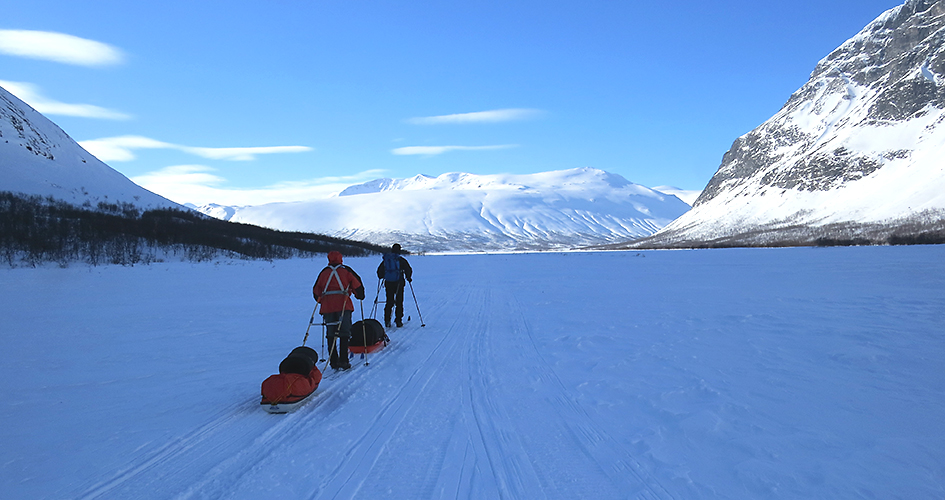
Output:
[1, 246, 944, 499]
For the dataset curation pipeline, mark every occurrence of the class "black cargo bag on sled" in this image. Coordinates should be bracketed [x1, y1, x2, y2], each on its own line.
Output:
[278, 346, 319, 375]
[349, 319, 388, 347]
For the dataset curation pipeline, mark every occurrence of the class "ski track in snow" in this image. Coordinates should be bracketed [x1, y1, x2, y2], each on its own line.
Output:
[3, 247, 945, 499]
[309, 283, 673, 499]
[57, 260, 675, 500]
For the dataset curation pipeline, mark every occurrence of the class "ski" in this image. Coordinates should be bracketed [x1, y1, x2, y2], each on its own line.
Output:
[322, 357, 358, 380]
[262, 390, 319, 414]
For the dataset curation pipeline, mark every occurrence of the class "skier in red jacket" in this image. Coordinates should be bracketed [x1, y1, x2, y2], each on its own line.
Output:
[313, 251, 365, 370]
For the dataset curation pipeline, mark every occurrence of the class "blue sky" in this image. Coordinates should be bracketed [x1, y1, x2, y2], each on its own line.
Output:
[2, 0, 903, 206]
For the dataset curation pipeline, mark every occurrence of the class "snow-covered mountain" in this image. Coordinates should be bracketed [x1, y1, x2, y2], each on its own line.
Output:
[0, 84, 176, 209]
[194, 168, 691, 252]
[651, 186, 701, 206]
[632, 0, 945, 248]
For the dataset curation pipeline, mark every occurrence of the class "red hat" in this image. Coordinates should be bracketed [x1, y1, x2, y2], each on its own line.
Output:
[327, 251, 343, 265]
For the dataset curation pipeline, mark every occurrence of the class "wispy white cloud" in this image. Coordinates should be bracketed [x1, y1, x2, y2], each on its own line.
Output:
[0, 29, 124, 66]
[185, 146, 314, 161]
[78, 136, 174, 161]
[131, 165, 386, 206]
[0, 80, 131, 120]
[132, 165, 227, 189]
[407, 108, 543, 125]
[391, 144, 518, 156]
[79, 135, 313, 162]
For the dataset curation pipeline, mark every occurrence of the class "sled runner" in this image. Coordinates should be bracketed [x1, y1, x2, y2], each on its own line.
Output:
[261, 346, 323, 414]
[349, 318, 389, 354]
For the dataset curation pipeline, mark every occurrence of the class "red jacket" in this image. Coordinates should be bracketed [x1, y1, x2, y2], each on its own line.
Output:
[312, 251, 364, 313]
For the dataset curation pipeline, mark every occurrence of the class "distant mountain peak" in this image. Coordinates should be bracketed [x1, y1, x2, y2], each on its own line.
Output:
[199, 167, 691, 253]
[337, 168, 639, 199]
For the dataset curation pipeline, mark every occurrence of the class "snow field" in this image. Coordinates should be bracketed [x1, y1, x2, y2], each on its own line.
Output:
[1, 246, 944, 499]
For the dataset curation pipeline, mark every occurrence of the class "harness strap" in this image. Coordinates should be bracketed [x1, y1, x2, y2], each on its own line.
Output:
[321, 265, 350, 296]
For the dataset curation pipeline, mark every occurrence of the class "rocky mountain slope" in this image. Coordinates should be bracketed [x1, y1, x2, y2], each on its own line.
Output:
[194, 168, 691, 253]
[0, 85, 176, 209]
[629, 0, 945, 248]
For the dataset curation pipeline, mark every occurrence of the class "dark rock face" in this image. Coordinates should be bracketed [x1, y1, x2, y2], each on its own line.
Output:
[1, 90, 58, 162]
[870, 78, 945, 120]
[760, 147, 885, 191]
[696, 0, 945, 208]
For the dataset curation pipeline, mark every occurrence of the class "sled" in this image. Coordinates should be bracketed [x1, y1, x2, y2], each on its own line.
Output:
[349, 319, 388, 354]
[349, 340, 387, 354]
[261, 346, 323, 413]
[262, 389, 318, 414]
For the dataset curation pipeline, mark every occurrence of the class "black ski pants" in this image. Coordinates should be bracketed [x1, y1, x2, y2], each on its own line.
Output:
[323, 310, 351, 366]
[384, 280, 405, 324]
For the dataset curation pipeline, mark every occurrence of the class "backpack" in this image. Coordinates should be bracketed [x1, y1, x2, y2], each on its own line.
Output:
[382, 253, 402, 281]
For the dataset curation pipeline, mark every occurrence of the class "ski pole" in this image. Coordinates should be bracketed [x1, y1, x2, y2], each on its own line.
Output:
[319, 320, 326, 362]
[308, 300, 328, 362]
[322, 316, 345, 367]
[371, 279, 384, 319]
[325, 331, 336, 371]
[360, 299, 370, 366]
[302, 305, 318, 346]
[408, 280, 425, 327]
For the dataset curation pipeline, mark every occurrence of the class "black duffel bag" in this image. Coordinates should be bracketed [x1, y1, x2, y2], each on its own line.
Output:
[279, 346, 319, 375]
[349, 319, 387, 346]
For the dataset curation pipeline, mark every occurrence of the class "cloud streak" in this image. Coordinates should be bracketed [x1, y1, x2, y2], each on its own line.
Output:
[79, 135, 313, 162]
[131, 165, 387, 206]
[0, 29, 124, 66]
[0, 80, 131, 120]
[185, 146, 314, 161]
[407, 108, 543, 125]
[391, 144, 518, 156]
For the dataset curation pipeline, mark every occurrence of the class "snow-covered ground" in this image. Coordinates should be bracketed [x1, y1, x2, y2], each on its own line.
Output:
[2, 246, 944, 499]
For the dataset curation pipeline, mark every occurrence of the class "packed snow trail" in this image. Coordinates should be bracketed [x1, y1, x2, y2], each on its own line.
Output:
[72, 270, 672, 499]
[2, 247, 944, 498]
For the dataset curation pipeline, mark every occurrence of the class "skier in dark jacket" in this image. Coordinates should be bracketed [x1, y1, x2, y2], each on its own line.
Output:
[313, 251, 365, 369]
[376, 243, 413, 328]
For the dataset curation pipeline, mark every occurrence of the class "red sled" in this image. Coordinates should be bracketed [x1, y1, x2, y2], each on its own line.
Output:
[349, 341, 386, 354]
[349, 319, 389, 354]
[261, 346, 323, 413]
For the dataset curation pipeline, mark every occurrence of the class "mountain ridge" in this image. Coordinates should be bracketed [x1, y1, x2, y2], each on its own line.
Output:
[627, 0, 945, 248]
[0, 85, 177, 209]
[193, 168, 692, 253]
